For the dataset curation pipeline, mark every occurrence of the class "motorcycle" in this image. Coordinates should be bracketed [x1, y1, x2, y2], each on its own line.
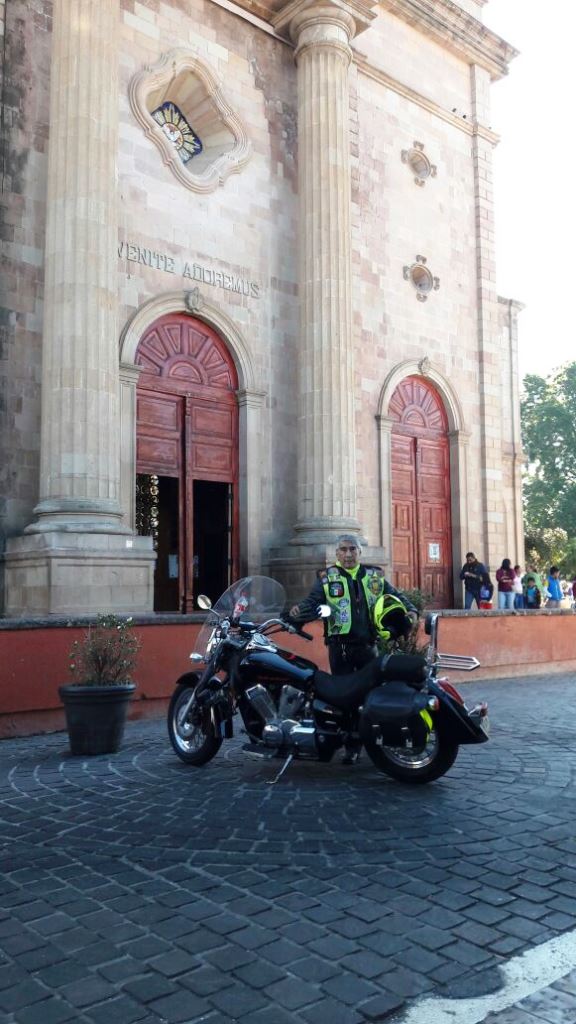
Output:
[167, 576, 489, 784]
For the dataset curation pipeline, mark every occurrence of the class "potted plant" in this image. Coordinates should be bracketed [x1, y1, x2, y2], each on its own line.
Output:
[59, 615, 141, 756]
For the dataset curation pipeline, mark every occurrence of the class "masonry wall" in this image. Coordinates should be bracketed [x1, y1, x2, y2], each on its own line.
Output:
[351, 39, 480, 547]
[117, 0, 299, 554]
[0, 1, 52, 611]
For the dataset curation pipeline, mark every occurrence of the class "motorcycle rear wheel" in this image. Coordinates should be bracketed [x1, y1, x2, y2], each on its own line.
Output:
[365, 729, 458, 783]
[167, 684, 222, 765]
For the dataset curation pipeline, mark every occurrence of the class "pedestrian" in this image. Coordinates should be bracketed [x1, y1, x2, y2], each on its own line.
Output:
[290, 534, 416, 763]
[459, 552, 491, 610]
[495, 558, 516, 610]
[524, 575, 543, 609]
[512, 564, 524, 609]
[522, 563, 545, 595]
[546, 566, 563, 609]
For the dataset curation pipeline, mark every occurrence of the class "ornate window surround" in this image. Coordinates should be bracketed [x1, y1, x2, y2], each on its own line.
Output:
[129, 48, 252, 193]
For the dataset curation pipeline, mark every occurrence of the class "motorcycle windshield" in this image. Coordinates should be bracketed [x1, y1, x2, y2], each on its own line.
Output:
[194, 576, 287, 660]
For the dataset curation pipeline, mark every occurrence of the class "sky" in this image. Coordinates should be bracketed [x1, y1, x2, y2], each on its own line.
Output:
[483, 1, 574, 381]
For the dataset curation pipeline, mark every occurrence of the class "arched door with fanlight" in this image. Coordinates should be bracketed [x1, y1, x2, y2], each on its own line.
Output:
[134, 313, 238, 612]
[390, 376, 453, 608]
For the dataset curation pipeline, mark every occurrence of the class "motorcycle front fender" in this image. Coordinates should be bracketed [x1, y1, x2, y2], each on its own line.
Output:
[174, 673, 235, 740]
[174, 671, 201, 690]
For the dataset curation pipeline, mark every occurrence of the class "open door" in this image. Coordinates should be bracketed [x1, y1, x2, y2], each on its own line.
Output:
[134, 314, 239, 612]
[193, 481, 232, 602]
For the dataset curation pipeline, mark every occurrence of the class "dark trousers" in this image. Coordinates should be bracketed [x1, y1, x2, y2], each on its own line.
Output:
[328, 641, 377, 676]
[328, 642, 377, 756]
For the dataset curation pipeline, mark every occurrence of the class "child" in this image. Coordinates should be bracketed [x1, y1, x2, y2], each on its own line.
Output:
[513, 565, 524, 609]
[524, 575, 542, 609]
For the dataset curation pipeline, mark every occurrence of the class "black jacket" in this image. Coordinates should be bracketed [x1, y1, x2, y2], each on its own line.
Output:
[459, 560, 491, 596]
[293, 565, 415, 644]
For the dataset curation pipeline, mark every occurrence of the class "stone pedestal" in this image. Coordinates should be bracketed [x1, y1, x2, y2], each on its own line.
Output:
[3, 0, 155, 615]
[5, 534, 155, 617]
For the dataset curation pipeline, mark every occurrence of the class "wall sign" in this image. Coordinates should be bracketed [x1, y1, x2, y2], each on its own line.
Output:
[118, 240, 260, 298]
[428, 542, 440, 561]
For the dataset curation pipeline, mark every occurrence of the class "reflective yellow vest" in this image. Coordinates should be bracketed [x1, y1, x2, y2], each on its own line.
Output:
[319, 565, 385, 637]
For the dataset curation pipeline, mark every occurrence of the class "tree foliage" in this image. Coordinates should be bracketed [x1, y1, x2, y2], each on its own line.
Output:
[522, 364, 576, 541]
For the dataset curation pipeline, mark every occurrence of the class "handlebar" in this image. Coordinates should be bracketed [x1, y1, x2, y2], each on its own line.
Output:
[247, 616, 314, 642]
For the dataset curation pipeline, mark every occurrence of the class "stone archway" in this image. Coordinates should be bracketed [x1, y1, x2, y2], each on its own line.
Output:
[118, 292, 266, 586]
[376, 361, 469, 607]
[134, 312, 239, 612]
[389, 375, 453, 607]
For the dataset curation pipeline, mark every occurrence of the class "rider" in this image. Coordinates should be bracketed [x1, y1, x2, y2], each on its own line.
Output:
[289, 535, 416, 762]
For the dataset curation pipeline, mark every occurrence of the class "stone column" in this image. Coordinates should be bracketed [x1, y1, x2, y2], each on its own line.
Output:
[237, 388, 267, 576]
[4, 0, 155, 615]
[269, 0, 378, 596]
[471, 63, 504, 571]
[33, 0, 124, 533]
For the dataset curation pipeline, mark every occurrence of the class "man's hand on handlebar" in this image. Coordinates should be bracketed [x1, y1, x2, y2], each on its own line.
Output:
[282, 609, 314, 641]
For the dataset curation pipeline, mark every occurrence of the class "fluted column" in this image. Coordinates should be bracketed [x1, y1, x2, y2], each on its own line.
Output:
[4, 0, 156, 615]
[29, 0, 126, 534]
[274, 0, 376, 544]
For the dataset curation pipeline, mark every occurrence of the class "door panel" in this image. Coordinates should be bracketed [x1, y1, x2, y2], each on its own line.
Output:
[136, 393, 182, 477]
[191, 405, 234, 437]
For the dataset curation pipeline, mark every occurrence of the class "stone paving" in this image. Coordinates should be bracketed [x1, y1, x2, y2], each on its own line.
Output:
[1, 673, 576, 1023]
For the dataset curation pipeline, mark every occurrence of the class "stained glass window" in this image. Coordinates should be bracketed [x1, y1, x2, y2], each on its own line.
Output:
[151, 101, 202, 163]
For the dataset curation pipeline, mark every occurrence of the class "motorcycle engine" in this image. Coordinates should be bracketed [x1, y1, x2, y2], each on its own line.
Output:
[245, 684, 316, 753]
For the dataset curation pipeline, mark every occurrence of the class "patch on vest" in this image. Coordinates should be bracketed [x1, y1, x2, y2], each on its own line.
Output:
[364, 567, 385, 596]
[328, 582, 345, 598]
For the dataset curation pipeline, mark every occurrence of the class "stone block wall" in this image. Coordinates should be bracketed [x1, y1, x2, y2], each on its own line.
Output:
[0, 1, 52, 611]
[117, 0, 299, 554]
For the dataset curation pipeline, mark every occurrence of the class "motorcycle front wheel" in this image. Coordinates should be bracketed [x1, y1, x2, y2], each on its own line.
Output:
[167, 683, 223, 765]
[365, 729, 459, 783]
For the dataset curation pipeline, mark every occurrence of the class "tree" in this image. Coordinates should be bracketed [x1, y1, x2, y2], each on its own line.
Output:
[524, 527, 569, 575]
[521, 364, 576, 541]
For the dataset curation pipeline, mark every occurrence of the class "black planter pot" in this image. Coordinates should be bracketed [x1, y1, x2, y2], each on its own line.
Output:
[59, 683, 136, 756]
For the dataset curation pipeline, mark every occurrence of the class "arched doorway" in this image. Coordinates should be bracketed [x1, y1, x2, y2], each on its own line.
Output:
[134, 312, 239, 612]
[389, 375, 453, 608]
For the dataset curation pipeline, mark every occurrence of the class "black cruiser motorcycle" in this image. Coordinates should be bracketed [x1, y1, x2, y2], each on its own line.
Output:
[167, 576, 489, 784]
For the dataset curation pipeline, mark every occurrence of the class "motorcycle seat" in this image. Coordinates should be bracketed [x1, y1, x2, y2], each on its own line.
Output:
[313, 654, 427, 711]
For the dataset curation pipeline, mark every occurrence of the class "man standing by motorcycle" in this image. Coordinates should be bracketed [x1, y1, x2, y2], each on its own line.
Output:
[289, 535, 416, 762]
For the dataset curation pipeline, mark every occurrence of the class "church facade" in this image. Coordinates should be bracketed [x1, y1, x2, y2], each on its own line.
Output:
[0, 0, 522, 616]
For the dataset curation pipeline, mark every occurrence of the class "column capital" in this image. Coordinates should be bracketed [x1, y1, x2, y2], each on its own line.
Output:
[236, 388, 267, 410]
[272, 0, 377, 47]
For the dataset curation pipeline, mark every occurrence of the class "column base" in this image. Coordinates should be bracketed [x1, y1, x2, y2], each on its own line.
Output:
[25, 498, 132, 535]
[267, 538, 388, 602]
[4, 532, 156, 617]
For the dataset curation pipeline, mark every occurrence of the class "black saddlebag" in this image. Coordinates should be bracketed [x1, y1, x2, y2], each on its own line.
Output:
[359, 681, 431, 747]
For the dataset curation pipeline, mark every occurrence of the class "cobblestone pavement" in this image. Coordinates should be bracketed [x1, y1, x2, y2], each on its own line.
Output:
[2, 673, 576, 1024]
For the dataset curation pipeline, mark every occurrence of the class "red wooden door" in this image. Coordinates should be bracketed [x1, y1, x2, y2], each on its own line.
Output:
[135, 314, 239, 612]
[390, 376, 453, 608]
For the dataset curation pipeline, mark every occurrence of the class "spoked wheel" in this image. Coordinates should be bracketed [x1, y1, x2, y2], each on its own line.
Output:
[167, 684, 222, 765]
[365, 729, 459, 783]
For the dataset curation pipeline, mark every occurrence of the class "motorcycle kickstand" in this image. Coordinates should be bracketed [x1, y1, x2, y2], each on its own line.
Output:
[267, 753, 293, 785]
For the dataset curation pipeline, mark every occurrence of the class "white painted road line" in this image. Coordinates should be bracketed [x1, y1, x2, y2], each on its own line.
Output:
[388, 927, 576, 1024]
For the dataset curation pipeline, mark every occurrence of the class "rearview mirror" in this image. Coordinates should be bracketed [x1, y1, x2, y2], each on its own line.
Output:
[197, 594, 212, 610]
